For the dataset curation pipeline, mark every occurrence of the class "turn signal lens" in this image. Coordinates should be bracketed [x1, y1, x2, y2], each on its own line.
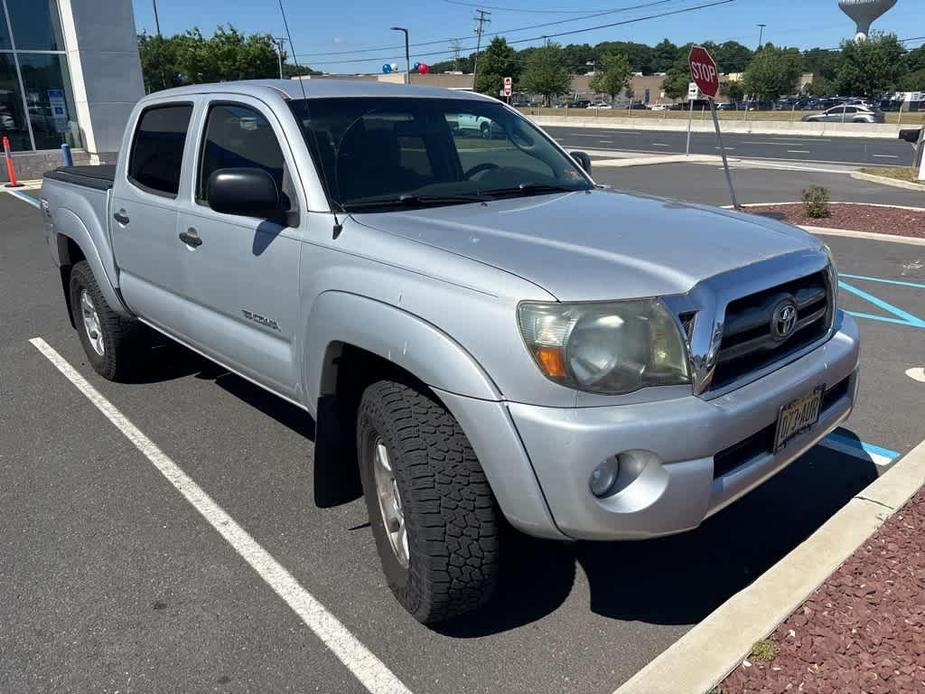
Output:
[533, 346, 567, 378]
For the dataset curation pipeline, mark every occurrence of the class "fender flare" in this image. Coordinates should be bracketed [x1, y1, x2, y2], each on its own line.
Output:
[304, 291, 501, 407]
[54, 208, 132, 317]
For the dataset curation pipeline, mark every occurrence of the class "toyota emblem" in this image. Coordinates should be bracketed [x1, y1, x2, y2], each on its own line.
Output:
[771, 301, 798, 340]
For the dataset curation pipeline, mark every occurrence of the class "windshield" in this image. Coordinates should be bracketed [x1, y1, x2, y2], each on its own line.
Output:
[289, 97, 592, 211]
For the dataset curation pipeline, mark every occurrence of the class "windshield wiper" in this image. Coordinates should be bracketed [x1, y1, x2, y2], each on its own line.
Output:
[480, 182, 586, 198]
[344, 193, 489, 211]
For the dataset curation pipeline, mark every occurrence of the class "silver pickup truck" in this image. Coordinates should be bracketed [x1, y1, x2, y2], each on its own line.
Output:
[41, 79, 860, 624]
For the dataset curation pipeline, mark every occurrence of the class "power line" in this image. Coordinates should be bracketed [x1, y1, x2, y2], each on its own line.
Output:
[442, 0, 651, 14]
[305, 0, 735, 66]
[294, 0, 686, 58]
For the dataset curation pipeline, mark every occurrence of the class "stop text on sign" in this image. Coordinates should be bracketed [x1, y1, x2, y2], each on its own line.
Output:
[688, 45, 719, 98]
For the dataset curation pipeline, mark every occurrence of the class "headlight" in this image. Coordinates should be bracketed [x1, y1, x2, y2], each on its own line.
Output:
[517, 299, 691, 394]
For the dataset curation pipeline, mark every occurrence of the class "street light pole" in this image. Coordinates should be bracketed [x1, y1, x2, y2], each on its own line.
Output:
[390, 27, 411, 84]
[152, 0, 161, 35]
[273, 37, 286, 79]
[757, 23, 766, 49]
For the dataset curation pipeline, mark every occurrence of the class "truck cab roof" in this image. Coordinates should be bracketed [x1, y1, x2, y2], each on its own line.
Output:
[145, 79, 494, 103]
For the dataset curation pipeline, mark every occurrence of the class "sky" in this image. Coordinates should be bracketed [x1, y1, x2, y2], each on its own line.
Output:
[131, 0, 925, 74]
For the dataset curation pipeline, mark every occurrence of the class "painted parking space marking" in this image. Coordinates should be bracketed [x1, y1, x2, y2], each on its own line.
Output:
[29, 337, 412, 694]
[906, 367, 925, 382]
[4, 189, 40, 208]
[838, 275, 925, 329]
[819, 428, 900, 468]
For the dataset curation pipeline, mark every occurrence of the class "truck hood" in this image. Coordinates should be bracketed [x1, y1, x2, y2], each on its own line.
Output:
[352, 189, 822, 301]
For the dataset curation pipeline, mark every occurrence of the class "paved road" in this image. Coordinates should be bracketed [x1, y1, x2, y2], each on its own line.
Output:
[2, 190, 923, 693]
[591, 162, 925, 207]
[546, 125, 917, 168]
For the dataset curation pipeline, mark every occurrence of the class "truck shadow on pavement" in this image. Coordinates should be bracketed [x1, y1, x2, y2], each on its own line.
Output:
[152, 346, 879, 638]
[440, 444, 878, 637]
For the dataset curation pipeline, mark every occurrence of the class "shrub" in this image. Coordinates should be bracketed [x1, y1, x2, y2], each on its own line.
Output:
[749, 639, 777, 662]
[802, 185, 831, 218]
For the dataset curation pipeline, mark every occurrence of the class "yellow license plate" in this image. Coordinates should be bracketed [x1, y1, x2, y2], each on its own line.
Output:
[774, 386, 825, 453]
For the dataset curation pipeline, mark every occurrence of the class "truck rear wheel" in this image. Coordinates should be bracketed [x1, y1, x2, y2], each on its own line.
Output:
[356, 380, 500, 624]
[69, 261, 147, 381]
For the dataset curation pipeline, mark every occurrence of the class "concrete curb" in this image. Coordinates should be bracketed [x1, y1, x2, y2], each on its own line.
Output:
[528, 114, 909, 140]
[613, 437, 925, 694]
[593, 154, 722, 168]
[802, 225, 925, 246]
[850, 171, 925, 191]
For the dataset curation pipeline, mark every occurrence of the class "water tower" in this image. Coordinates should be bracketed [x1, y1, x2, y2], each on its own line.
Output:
[838, 0, 897, 41]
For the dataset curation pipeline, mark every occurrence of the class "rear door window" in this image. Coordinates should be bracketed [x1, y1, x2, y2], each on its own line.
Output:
[128, 104, 193, 197]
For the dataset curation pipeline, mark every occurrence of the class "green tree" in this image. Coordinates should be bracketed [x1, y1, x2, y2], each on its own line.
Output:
[714, 41, 752, 73]
[562, 43, 596, 74]
[521, 43, 571, 105]
[801, 47, 840, 82]
[138, 33, 184, 92]
[834, 33, 905, 98]
[721, 80, 744, 103]
[661, 69, 689, 100]
[593, 41, 652, 74]
[742, 45, 802, 100]
[898, 69, 925, 92]
[475, 37, 519, 95]
[589, 52, 632, 103]
[652, 38, 679, 73]
[138, 26, 305, 92]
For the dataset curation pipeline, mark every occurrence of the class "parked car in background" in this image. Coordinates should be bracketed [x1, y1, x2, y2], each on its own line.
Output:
[586, 102, 612, 110]
[716, 102, 738, 111]
[649, 103, 671, 111]
[802, 104, 885, 123]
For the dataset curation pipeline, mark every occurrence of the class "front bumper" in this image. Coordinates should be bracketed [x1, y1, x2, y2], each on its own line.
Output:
[506, 310, 860, 541]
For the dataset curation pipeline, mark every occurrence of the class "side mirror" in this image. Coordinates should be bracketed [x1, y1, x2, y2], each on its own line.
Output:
[899, 128, 923, 144]
[569, 150, 592, 174]
[206, 168, 284, 219]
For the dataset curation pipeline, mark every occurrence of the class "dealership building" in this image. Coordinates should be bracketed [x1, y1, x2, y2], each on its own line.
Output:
[0, 0, 143, 178]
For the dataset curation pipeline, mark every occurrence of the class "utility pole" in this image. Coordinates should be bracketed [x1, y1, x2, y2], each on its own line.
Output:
[450, 38, 462, 72]
[273, 37, 286, 79]
[390, 27, 411, 84]
[756, 23, 766, 50]
[152, 0, 161, 36]
[471, 9, 491, 91]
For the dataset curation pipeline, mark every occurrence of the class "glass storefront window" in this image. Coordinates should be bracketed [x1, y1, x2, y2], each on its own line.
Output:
[5, 0, 64, 51]
[18, 53, 79, 149]
[0, 53, 30, 150]
[0, 4, 11, 50]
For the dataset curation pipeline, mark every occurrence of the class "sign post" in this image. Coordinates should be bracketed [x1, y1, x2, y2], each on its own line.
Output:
[688, 45, 739, 209]
[685, 81, 698, 156]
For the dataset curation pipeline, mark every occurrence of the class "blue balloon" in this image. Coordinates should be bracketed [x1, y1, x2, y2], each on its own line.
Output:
[382, 63, 392, 74]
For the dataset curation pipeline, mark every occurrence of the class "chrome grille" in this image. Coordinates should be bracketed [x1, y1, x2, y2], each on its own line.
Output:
[710, 271, 832, 390]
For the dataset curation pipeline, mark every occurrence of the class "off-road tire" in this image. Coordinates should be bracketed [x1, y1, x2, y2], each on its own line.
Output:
[357, 380, 500, 624]
[69, 260, 147, 381]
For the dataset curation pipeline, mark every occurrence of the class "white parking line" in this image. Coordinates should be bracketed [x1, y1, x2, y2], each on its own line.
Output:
[29, 337, 411, 694]
[872, 154, 899, 159]
[786, 150, 811, 154]
[651, 143, 670, 147]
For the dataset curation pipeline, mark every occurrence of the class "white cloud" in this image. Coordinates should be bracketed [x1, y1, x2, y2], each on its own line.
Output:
[333, 36, 346, 44]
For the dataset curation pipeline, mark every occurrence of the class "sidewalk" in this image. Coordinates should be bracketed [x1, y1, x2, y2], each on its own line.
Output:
[718, 487, 924, 693]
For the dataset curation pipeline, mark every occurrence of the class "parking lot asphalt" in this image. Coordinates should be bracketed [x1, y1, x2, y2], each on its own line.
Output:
[590, 161, 925, 207]
[2, 188, 923, 693]
[546, 125, 916, 168]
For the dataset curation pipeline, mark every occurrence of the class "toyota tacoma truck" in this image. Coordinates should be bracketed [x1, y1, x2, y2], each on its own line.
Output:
[40, 80, 859, 624]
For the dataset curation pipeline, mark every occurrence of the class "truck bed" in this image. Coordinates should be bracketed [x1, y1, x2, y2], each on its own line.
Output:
[44, 165, 116, 191]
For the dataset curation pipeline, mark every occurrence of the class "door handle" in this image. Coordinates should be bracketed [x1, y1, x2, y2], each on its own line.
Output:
[178, 228, 203, 247]
[113, 210, 130, 225]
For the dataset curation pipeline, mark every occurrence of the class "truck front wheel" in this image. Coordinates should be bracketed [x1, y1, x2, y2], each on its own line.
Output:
[356, 380, 500, 624]
[68, 260, 147, 381]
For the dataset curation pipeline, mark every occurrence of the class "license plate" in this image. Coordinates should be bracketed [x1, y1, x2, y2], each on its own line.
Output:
[774, 386, 825, 453]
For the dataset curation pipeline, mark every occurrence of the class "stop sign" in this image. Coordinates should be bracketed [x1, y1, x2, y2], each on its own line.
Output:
[688, 45, 719, 99]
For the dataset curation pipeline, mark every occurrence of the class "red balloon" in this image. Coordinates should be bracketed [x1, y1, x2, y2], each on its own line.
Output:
[417, 63, 430, 74]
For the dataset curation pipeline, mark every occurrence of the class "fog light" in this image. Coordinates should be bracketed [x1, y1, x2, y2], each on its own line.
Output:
[589, 458, 620, 498]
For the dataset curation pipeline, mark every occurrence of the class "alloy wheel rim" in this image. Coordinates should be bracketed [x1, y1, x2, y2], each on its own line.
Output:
[372, 436, 409, 567]
[79, 289, 105, 356]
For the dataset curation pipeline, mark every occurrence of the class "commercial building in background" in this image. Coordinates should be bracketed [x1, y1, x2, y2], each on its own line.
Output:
[1, 0, 143, 179]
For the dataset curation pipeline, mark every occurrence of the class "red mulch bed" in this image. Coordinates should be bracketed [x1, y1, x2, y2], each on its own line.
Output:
[719, 488, 925, 693]
[745, 203, 925, 240]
